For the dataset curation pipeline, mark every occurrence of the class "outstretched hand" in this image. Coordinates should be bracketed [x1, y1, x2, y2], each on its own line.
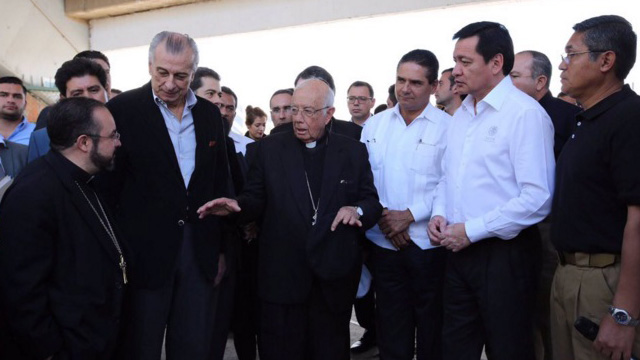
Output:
[197, 198, 241, 218]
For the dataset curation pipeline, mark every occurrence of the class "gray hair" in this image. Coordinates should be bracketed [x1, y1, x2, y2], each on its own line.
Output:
[295, 78, 335, 115]
[148, 31, 199, 71]
[519, 50, 552, 89]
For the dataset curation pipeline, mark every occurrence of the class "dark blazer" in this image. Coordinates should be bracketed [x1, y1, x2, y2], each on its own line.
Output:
[100, 82, 230, 289]
[237, 131, 381, 312]
[0, 151, 128, 359]
[269, 117, 363, 141]
[27, 128, 50, 163]
[0, 140, 28, 177]
[539, 91, 581, 159]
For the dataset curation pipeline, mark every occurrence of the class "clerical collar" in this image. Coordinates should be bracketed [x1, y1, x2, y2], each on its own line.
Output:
[50, 151, 95, 185]
[302, 131, 329, 150]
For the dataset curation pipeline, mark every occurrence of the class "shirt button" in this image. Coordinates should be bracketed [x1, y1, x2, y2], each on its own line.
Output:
[571, 134, 575, 139]
[178, 220, 185, 226]
[577, 122, 582, 126]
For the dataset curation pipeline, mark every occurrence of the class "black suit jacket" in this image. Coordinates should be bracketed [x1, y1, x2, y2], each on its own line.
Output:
[101, 82, 230, 289]
[539, 92, 581, 159]
[0, 152, 128, 359]
[237, 131, 381, 312]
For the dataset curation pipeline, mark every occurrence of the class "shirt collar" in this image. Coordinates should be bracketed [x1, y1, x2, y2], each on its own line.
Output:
[152, 88, 198, 110]
[577, 84, 634, 123]
[393, 103, 439, 124]
[460, 76, 513, 114]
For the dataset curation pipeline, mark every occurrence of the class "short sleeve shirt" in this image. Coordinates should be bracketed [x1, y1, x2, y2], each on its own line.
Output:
[551, 85, 640, 253]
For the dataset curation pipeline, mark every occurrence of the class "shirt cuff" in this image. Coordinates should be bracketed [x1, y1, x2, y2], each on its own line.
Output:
[408, 203, 430, 223]
[464, 216, 491, 243]
[431, 203, 446, 220]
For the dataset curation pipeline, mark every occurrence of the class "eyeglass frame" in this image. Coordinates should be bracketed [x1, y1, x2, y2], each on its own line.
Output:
[86, 131, 121, 141]
[290, 106, 331, 118]
[347, 96, 373, 103]
[561, 50, 608, 65]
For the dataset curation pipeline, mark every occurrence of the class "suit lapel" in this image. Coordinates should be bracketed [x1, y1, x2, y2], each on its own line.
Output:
[280, 134, 312, 223]
[139, 83, 183, 186]
[318, 135, 343, 216]
[189, 102, 222, 190]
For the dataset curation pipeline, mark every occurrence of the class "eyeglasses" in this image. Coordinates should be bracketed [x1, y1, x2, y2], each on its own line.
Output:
[290, 106, 330, 117]
[271, 106, 292, 114]
[87, 131, 120, 141]
[347, 96, 373, 103]
[561, 50, 608, 65]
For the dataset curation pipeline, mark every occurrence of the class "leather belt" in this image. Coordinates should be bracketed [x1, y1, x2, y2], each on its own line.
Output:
[558, 252, 620, 268]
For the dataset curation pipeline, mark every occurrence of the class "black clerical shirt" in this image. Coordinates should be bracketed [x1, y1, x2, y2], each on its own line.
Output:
[551, 85, 640, 253]
[301, 134, 328, 220]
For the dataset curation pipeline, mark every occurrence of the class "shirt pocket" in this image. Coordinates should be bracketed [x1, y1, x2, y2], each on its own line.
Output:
[363, 138, 384, 170]
[410, 142, 443, 176]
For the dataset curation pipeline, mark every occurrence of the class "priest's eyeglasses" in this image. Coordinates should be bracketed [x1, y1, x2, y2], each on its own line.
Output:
[290, 106, 330, 117]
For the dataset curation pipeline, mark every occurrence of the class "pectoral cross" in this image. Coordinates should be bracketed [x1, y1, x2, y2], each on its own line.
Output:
[119, 255, 128, 284]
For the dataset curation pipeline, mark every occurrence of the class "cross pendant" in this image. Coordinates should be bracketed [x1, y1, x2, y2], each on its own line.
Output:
[119, 255, 128, 284]
[312, 212, 317, 226]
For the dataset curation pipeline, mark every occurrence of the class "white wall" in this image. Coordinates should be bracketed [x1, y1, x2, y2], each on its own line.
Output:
[90, 0, 484, 51]
[0, 0, 88, 87]
[100, 0, 640, 133]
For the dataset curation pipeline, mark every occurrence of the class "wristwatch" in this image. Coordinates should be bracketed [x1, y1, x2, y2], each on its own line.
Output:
[353, 206, 363, 219]
[608, 306, 640, 326]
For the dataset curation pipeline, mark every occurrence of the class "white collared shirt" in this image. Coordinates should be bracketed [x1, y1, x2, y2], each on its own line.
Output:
[432, 76, 555, 242]
[361, 103, 450, 250]
[153, 89, 198, 188]
[229, 132, 253, 155]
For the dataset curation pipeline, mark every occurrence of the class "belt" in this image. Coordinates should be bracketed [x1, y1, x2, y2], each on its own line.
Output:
[558, 252, 620, 268]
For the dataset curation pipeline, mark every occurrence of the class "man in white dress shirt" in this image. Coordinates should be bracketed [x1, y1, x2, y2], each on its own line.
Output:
[428, 22, 555, 360]
[361, 49, 450, 360]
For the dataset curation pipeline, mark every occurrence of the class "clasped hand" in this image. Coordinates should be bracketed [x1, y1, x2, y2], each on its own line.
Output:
[378, 209, 414, 249]
[427, 216, 471, 252]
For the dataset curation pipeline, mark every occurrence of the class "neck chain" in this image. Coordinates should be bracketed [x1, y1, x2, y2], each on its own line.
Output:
[75, 181, 127, 284]
[304, 171, 319, 226]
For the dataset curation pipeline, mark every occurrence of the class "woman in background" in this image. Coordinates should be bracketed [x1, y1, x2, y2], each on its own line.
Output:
[245, 106, 267, 141]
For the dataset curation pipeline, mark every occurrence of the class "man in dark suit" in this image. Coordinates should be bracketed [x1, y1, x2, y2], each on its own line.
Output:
[0, 97, 127, 360]
[511, 50, 581, 360]
[198, 78, 382, 360]
[99, 31, 230, 360]
[0, 139, 27, 178]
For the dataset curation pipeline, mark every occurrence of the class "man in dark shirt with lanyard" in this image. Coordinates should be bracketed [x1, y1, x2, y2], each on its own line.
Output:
[551, 15, 640, 360]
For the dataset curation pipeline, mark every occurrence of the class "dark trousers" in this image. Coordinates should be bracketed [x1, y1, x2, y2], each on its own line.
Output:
[353, 240, 377, 341]
[209, 232, 239, 360]
[231, 239, 260, 360]
[535, 220, 556, 360]
[442, 227, 540, 360]
[258, 281, 352, 360]
[372, 243, 446, 360]
[123, 225, 217, 360]
[353, 282, 376, 337]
